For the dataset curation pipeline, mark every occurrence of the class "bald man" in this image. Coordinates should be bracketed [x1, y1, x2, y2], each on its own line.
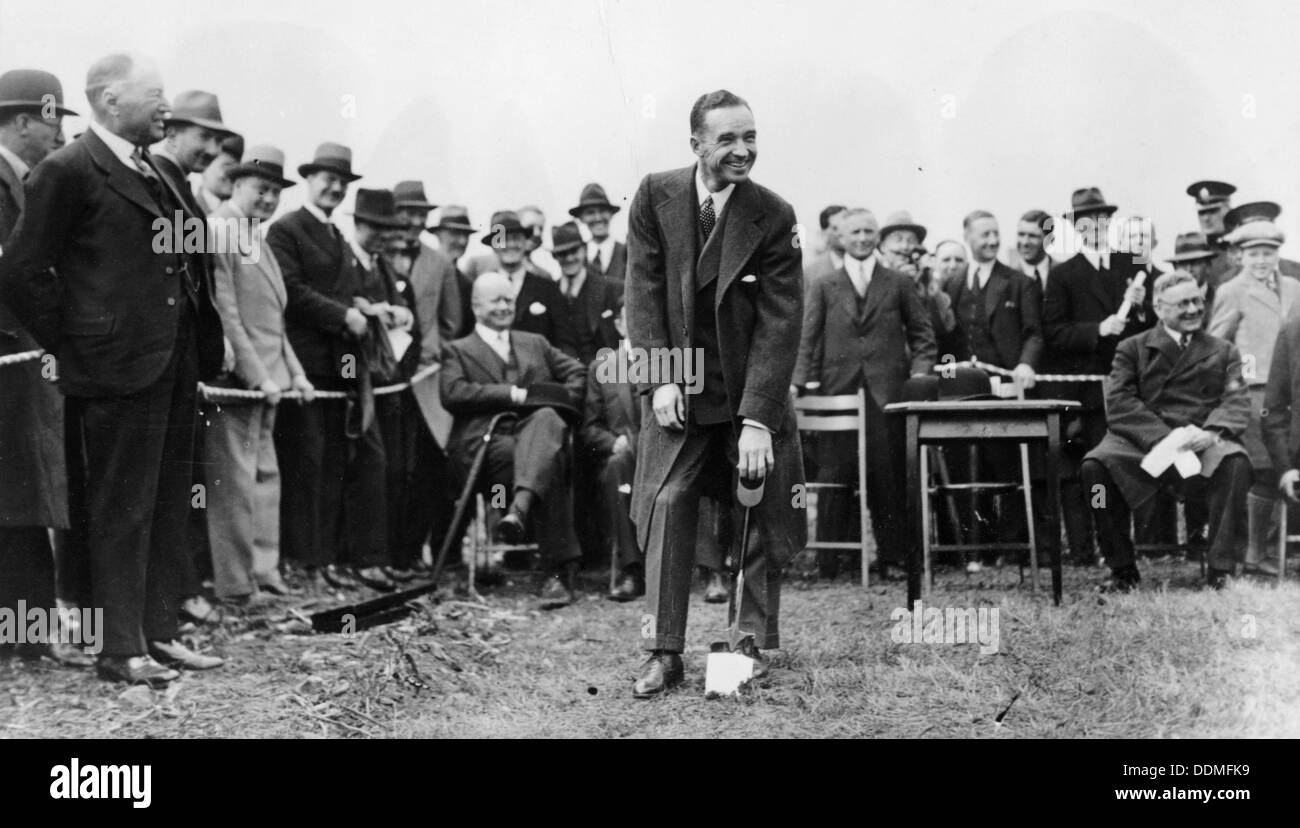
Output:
[440, 272, 587, 608]
[0, 53, 227, 685]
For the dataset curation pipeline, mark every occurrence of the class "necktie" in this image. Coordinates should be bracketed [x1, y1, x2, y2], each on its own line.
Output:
[968, 265, 978, 292]
[1179, 333, 1190, 350]
[130, 146, 158, 182]
[699, 195, 716, 239]
[591, 248, 602, 272]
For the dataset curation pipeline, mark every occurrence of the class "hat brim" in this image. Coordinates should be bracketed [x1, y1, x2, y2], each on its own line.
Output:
[351, 211, 407, 229]
[298, 163, 362, 182]
[1237, 239, 1283, 249]
[229, 166, 295, 188]
[164, 116, 239, 138]
[879, 224, 927, 244]
[1064, 205, 1119, 218]
[569, 203, 621, 218]
[551, 242, 585, 255]
[481, 227, 527, 247]
[428, 221, 474, 233]
[1166, 251, 1216, 262]
[395, 200, 437, 211]
[0, 100, 79, 117]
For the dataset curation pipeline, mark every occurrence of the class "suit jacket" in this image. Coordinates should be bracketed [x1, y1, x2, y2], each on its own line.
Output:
[1262, 312, 1300, 474]
[556, 268, 621, 365]
[207, 201, 304, 390]
[944, 260, 1044, 370]
[266, 206, 364, 382]
[1087, 326, 1249, 507]
[512, 270, 576, 354]
[625, 164, 806, 562]
[440, 328, 585, 465]
[793, 263, 936, 407]
[0, 128, 224, 397]
[590, 240, 627, 287]
[1208, 270, 1300, 387]
[0, 151, 66, 528]
[1042, 250, 1155, 409]
[406, 243, 462, 446]
[582, 343, 639, 458]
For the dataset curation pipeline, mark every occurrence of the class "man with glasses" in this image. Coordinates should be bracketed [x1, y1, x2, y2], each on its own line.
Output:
[1082, 271, 1251, 591]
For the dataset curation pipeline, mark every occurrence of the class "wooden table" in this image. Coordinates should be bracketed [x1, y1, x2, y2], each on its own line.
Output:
[884, 399, 1078, 606]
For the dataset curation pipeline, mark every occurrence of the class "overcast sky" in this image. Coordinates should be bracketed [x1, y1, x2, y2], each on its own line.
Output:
[3, 0, 1298, 262]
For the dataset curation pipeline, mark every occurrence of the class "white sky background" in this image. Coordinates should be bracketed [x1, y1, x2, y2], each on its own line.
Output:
[2, 0, 1298, 262]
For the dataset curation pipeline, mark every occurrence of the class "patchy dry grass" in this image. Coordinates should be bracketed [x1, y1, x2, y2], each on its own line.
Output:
[2, 558, 1297, 739]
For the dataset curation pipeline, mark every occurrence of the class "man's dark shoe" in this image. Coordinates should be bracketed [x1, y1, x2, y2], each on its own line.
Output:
[1207, 567, 1232, 590]
[539, 568, 577, 609]
[354, 566, 397, 592]
[1100, 564, 1141, 593]
[179, 594, 221, 625]
[320, 564, 361, 590]
[496, 509, 527, 545]
[633, 652, 684, 699]
[48, 642, 96, 668]
[704, 570, 729, 604]
[608, 569, 645, 602]
[97, 655, 180, 687]
[148, 639, 225, 671]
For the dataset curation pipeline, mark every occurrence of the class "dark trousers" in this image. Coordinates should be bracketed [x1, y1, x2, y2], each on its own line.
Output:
[70, 306, 198, 656]
[55, 404, 91, 607]
[467, 408, 580, 569]
[376, 388, 444, 570]
[0, 526, 56, 651]
[274, 392, 387, 569]
[1081, 454, 1250, 573]
[642, 422, 781, 653]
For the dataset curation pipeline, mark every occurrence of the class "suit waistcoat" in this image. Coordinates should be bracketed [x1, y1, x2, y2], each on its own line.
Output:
[692, 209, 729, 425]
[957, 278, 995, 364]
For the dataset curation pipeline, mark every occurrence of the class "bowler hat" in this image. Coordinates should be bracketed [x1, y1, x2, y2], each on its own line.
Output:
[1165, 232, 1216, 263]
[350, 188, 406, 229]
[482, 210, 529, 247]
[550, 221, 585, 255]
[879, 210, 927, 245]
[164, 90, 238, 136]
[228, 145, 295, 188]
[298, 142, 362, 182]
[568, 182, 620, 218]
[430, 204, 475, 233]
[1064, 187, 1118, 218]
[517, 382, 582, 424]
[0, 68, 77, 117]
[938, 366, 999, 402]
[393, 180, 437, 211]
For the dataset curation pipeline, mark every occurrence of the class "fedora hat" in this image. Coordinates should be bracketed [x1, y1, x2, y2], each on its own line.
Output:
[568, 182, 620, 218]
[879, 210, 927, 244]
[1165, 232, 1216, 263]
[393, 180, 437, 211]
[228, 145, 295, 188]
[1064, 187, 1118, 218]
[430, 204, 475, 233]
[550, 221, 585, 255]
[482, 210, 529, 247]
[517, 382, 583, 425]
[163, 90, 238, 136]
[0, 68, 78, 117]
[298, 142, 362, 182]
[218, 133, 245, 162]
[350, 188, 406, 229]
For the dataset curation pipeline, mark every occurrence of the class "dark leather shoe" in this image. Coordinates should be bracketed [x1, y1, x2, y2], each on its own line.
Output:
[97, 655, 179, 687]
[1100, 564, 1141, 593]
[148, 639, 224, 671]
[608, 570, 645, 602]
[354, 566, 397, 592]
[704, 571, 729, 604]
[496, 509, 527, 545]
[320, 564, 361, 590]
[1207, 567, 1232, 590]
[633, 652, 684, 699]
[179, 595, 221, 625]
[539, 574, 576, 610]
[48, 642, 96, 668]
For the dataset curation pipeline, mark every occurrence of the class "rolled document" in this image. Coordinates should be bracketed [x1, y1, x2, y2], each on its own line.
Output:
[1116, 271, 1147, 320]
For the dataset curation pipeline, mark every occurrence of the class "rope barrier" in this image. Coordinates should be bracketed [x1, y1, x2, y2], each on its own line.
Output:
[0, 348, 440, 401]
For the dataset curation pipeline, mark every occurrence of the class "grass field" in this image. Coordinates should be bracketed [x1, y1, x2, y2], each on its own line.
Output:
[3, 557, 1298, 738]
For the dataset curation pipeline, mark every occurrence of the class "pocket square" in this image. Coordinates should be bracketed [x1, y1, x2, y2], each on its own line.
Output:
[601, 308, 614, 319]
[741, 274, 758, 283]
[1003, 300, 1016, 308]
[529, 302, 547, 315]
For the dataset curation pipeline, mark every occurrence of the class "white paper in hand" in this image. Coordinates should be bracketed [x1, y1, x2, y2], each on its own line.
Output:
[387, 329, 413, 362]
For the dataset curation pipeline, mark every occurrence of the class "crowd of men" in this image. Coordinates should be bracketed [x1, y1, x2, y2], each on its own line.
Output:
[1, 56, 1297, 692]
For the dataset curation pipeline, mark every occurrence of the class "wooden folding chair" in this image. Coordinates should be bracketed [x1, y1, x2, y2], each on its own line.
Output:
[795, 390, 871, 586]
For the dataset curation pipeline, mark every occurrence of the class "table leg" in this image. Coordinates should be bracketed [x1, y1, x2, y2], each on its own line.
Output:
[907, 414, 922, 605]
[1046, 414, 1063, 606]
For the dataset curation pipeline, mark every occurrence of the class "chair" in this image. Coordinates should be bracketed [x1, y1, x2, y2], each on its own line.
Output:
[1274, 501, 1296, 585]
[466, 493, 540, 597]
[794, 390, 871, 586]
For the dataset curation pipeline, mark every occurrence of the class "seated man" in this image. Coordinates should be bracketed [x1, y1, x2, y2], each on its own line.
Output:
[441, 272, 586, 608]
[1082, 271, 1252, 591]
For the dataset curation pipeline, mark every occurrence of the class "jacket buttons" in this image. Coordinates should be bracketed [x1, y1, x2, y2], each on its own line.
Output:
[167, 297, 176, 306]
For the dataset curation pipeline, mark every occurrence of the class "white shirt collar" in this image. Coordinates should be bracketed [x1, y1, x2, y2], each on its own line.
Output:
[350, 239, 372, 271]
[1080, 245, 1110, 271]
[474, 323, 511, 360]
[588, 237, 616, 264]
[302, 200, 334, 226]
[1164, 324, 1187, 345]
[88, 120, 138, 170]
[695, 164, 735, 220]
[969, 258, 995, 288]
[0, 144, 30, 179]
[562, 268, 587, 298]
[846, 253, 875, 294]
